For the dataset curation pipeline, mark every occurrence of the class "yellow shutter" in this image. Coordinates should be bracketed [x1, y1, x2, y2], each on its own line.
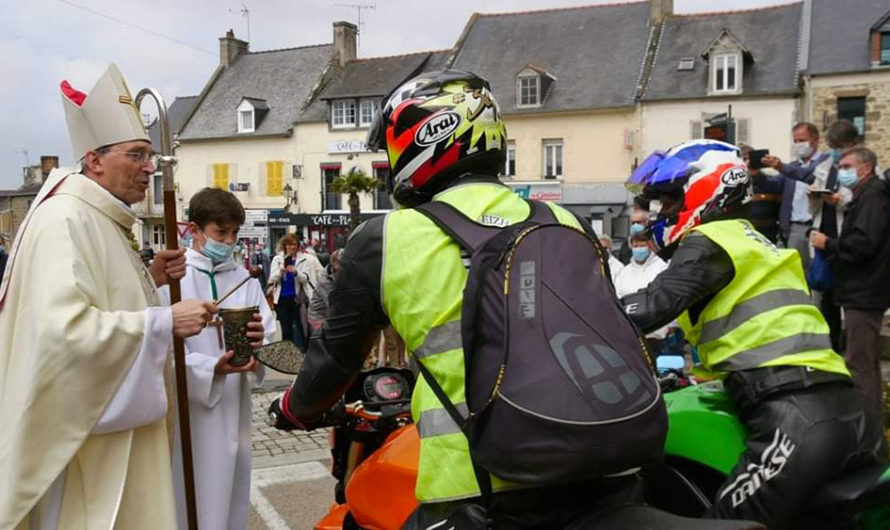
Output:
[266, 161, 284, 196]
[212, 163, 229, 190]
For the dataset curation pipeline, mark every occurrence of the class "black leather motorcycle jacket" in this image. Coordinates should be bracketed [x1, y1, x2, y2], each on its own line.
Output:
[621, 231, 735, 333]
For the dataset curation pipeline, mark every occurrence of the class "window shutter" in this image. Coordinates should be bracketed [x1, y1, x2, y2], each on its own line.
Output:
[691, 120, 702, 139]
[265, 161, 284, 197]
[212, 163, 229, 189]
[736, 119, 750, 145]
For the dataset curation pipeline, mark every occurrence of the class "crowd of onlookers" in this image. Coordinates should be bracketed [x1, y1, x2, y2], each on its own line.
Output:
[600, 119, 890, 432]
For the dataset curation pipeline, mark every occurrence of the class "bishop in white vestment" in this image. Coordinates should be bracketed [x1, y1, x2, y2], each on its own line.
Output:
[0, 64, 213, 530]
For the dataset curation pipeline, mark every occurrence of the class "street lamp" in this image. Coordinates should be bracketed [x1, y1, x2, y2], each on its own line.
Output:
[283, 182, 295, 210]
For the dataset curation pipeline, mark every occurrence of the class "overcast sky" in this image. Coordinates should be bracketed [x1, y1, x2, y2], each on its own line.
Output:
[0, 0, 781, 188]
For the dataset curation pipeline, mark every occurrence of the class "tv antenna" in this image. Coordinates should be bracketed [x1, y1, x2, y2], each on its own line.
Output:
[229, 4, 250, 42]
[334, 2, 375, 52]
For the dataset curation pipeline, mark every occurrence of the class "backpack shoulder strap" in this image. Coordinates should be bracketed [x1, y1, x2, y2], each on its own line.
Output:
[526, 199, 560, 225]
[415, 200, 501, 252]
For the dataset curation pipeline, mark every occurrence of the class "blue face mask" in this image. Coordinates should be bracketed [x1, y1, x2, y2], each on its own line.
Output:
[632, 246, 651, 263]
[201, 236, 236, 264]
[837, 168, 859, 189]
[629, 222, 646, 236]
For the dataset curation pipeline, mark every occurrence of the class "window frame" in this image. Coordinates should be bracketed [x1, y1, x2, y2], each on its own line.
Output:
[153, 172, 163, 205]
[236, 100, 255, 134]
[152, 224, 166, 247]
[372, 164, 392, 210]
[517, 75, 540, 107]
[711, 53, 741, 95]
[837, 97, 867, 140]
[881, 32, 890, 65]
[504, 141, 516, 177]
[331, 100, 357, 129]
[321, 164, 343, 210]
[359, 99, 377, 127]
[542, 140, 563, 180]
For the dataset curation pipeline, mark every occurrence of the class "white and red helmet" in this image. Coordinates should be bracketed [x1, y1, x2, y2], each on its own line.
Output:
[625, 140, 751, 251]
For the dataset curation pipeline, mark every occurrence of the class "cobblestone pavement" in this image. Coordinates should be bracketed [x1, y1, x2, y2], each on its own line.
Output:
[251, 381, 330, 469]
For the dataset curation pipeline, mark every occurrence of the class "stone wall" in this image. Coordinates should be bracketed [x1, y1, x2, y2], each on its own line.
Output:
[0, 196, 34, 243]
[811, 78, 890, 167]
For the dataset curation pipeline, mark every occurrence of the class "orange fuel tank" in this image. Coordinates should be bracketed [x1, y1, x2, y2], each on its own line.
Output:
[346, 424, 420, 529]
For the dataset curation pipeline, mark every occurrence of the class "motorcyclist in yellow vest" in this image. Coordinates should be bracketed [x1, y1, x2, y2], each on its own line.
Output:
[268, 71, 655, 528]
[621, 140, 883, 529]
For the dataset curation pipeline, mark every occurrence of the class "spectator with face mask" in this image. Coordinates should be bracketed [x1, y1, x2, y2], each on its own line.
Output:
[810, 146, 890, 446]
[762, 122, 833, 271]
[618, 199, 650, 265]
[614, 233, 669, 355]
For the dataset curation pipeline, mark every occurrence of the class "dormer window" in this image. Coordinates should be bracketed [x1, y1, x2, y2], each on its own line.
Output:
[516, 65, 556, 108]
[881, 32, 890, 64]
[713, 53, 739, 93]
[236, 97, 268, 134]
[518, 75, 539, 107]
[703, 29, 750, 96]
[237, 101, 254, 133]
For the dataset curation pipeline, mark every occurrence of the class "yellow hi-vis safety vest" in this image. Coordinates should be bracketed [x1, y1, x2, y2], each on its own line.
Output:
[382, 182, 582, 503]
[678, 219, 849, 377]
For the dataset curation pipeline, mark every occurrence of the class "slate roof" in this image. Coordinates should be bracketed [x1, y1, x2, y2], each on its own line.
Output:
[178, 44, 333, 140]
[807, 0, 890, 75]
[449, 2, 652, 113]
[320, 50, 450, 100]
[148, 95, 197, 148]
[643, 3, 802, 101]
[298, 50, 451, 123]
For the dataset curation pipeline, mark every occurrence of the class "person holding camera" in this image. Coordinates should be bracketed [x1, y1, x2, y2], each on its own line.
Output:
[761, 122, 833, 271]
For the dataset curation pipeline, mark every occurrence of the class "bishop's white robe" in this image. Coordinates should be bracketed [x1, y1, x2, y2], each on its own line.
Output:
[0, 171, 176, 530]
[160, 249, 275, 530]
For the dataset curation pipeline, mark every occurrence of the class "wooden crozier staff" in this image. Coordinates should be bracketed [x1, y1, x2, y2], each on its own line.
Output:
[135, 88, 199, 530]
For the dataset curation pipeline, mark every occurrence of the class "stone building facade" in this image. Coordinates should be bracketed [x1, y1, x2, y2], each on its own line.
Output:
[809, 73, 890, 164]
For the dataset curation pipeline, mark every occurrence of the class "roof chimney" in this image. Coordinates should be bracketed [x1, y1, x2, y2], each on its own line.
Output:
[333, 21, 357, 67]
[40, 156, 59, 179]
[649, 0, 673, 25]
[219, 29, 249, 68]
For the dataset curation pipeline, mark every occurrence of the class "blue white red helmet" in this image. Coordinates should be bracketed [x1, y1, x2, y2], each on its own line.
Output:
[626, 139, 751, 251]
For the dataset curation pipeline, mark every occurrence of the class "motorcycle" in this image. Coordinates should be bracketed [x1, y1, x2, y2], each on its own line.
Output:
[646, 357, 890, 530]
[268, 355, 890, 529]
[269, 365, 767, 529]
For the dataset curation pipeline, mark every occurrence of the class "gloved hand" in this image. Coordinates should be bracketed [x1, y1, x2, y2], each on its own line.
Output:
[267, 397, 305, 430]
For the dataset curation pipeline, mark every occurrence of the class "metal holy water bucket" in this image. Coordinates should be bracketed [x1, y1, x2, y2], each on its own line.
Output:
[219, 306, 258, 366]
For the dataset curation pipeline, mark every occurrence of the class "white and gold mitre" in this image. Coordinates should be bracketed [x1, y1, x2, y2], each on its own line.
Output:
[60, 63, 149, 159]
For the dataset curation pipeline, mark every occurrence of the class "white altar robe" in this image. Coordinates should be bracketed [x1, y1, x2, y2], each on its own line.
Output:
[161, 249, 275, 530]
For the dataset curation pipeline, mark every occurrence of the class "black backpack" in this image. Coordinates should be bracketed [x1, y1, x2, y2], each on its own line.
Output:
[414, 199, 667, 495]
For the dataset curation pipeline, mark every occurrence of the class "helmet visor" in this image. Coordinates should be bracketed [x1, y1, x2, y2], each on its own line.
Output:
[626, 151, 665, 194]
